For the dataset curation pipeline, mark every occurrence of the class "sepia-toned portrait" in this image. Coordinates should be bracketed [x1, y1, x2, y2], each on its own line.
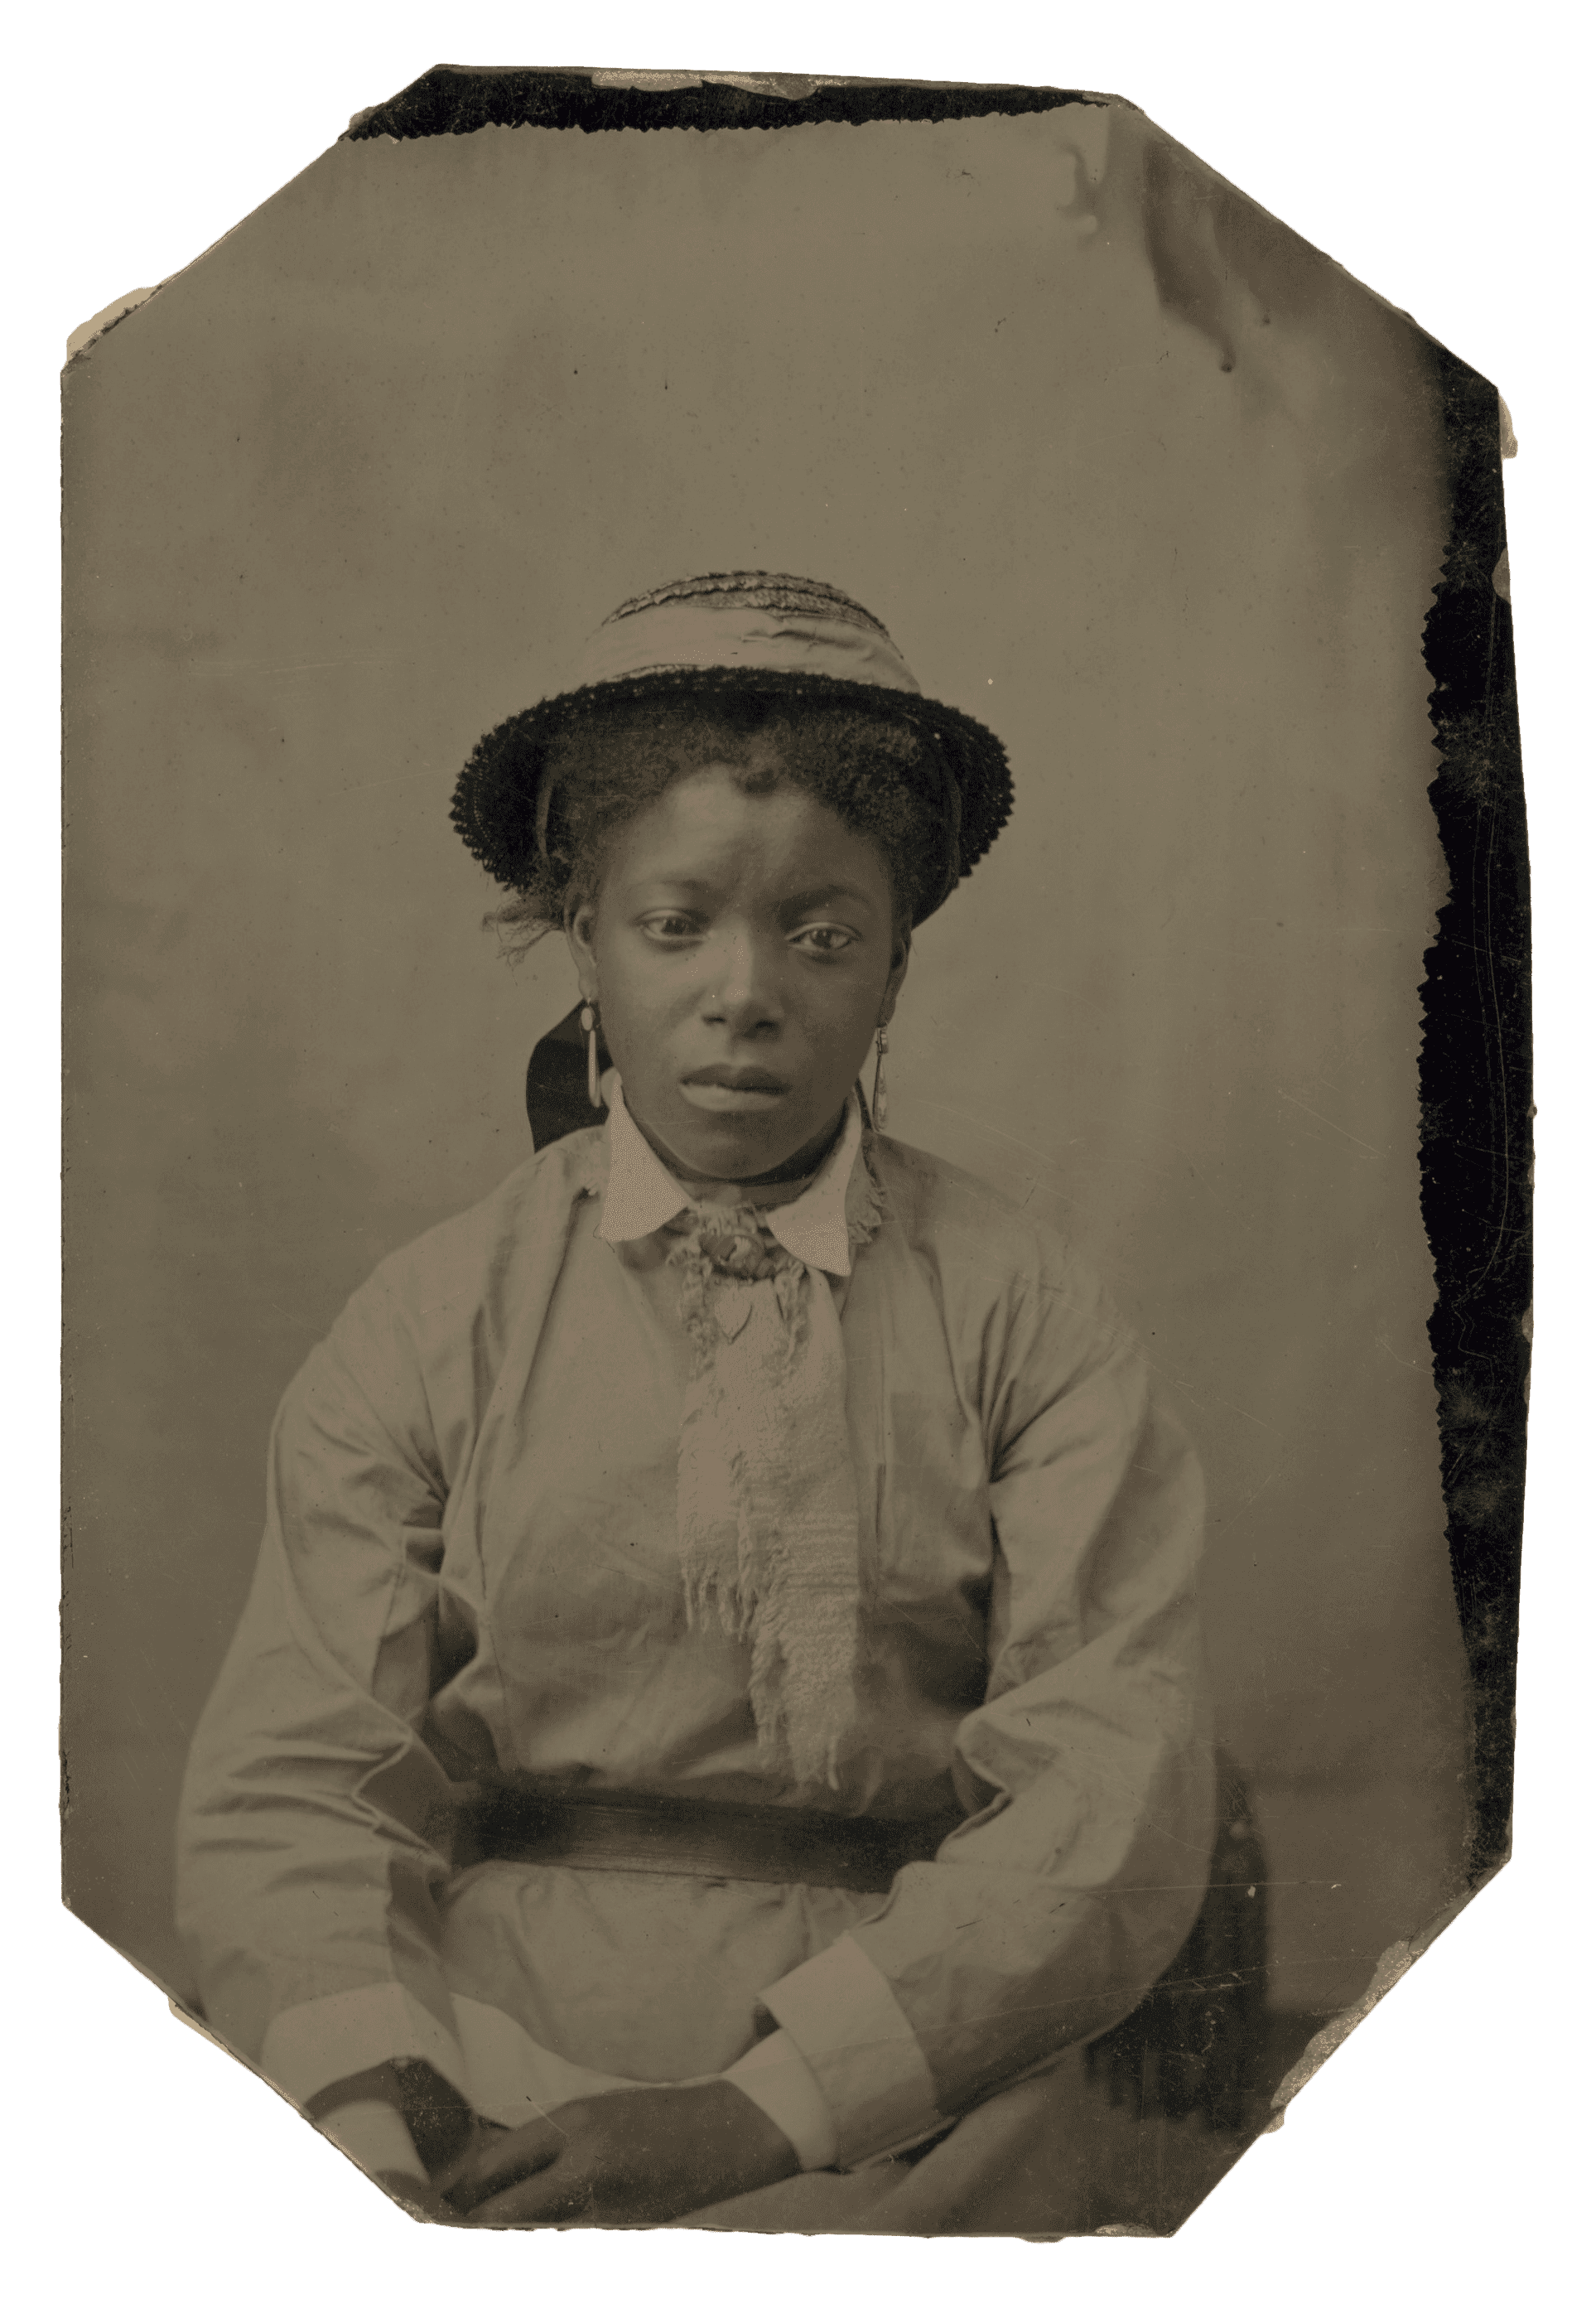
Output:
[60, 58, 1531, 2243]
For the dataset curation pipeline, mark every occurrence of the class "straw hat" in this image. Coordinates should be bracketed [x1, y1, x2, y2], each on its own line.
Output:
[450, 571, 1013, 925]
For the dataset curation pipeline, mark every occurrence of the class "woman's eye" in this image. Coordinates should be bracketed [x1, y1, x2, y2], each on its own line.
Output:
[791, 925, 856, 954]
[640, 913, 702, 941]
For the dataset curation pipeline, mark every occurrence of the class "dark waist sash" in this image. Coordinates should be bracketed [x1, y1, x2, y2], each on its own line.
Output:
[451, 1784, 955, 1896]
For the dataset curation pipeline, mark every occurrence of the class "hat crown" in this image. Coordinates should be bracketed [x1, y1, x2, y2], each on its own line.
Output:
[603, 570, 893, 645]
[571, 571, 921, 698]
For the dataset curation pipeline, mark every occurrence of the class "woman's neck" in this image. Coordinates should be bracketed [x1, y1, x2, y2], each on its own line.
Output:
[634, 1101, 851, 1209]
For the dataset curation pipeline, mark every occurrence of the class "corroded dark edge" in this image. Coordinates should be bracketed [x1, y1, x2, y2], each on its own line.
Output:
[345, 63, 1098, 140]
[1418, 349, 1531, 1883]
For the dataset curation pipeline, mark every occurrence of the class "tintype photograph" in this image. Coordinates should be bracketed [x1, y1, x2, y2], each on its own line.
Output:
[60, 62, 1530, 2240]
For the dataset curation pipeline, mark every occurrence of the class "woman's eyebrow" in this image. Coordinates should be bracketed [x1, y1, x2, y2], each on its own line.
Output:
[779, 881, 876, 914]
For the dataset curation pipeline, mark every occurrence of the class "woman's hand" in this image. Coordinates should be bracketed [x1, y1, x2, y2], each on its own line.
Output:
[443, 2080, 801, 2226]
[373, 2169, 473, 2224]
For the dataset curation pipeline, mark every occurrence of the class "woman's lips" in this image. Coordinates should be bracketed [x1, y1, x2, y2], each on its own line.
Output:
[679, 1066, 789, 1113]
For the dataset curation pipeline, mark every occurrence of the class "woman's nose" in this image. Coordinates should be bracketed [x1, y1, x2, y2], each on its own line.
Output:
[706, 930, 782, 1032]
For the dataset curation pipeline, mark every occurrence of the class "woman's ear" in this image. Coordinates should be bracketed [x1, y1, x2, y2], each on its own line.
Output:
[564, 900, 601, 1003]
[878, 930, 912, 1029]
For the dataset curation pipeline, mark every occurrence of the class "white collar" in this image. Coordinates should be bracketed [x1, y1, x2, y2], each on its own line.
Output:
[597, 1080, 863, 1277]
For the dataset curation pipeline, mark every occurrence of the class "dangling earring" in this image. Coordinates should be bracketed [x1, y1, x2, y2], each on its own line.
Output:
[581, 1002, 603, 1108]
[871, 1026, 890, 1132]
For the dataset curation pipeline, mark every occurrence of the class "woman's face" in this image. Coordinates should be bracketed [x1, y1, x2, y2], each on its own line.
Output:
[567, 758, 909, 1182]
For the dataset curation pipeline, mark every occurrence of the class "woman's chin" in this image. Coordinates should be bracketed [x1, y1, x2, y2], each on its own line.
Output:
[670, 1119, 798, 1181]
[636, 1099, 812, 1184]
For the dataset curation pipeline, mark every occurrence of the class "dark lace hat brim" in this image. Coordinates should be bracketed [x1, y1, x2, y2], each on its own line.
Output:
[449, 664, 1015, 925]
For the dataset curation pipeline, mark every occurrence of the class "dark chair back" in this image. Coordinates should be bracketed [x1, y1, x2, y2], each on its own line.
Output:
[1084, 1750, 1269, 2128]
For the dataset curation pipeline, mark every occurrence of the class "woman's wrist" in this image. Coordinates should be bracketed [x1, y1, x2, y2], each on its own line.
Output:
[719, 2023, 837, 2170]
[305, 2057, 478, 2180]
[697, 2078, 802, 2191]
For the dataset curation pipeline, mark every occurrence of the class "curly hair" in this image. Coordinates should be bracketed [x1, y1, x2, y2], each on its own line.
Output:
[485, 684, 954, 956]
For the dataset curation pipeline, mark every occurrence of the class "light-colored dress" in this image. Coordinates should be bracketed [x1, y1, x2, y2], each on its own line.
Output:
[176, 1094, 1213, 2230]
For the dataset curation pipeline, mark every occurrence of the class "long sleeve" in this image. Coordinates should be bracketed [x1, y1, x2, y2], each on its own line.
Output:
[175, 1273, 470, 2108]
[761, 1250, 1213, 2167]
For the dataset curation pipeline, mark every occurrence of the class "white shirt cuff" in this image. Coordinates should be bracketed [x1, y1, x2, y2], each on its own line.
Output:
[258, 1981, 470, 2108]
[758, 1934, 947, 2169]
[720, 2026, 837, 2171]
[316, 2099, 429, 2184]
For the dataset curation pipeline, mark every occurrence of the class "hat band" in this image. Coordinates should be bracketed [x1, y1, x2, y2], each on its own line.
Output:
[569, 601, 923, 697]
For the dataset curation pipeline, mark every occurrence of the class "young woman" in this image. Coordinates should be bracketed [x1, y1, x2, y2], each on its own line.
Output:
[176, 572, 1214, 2234]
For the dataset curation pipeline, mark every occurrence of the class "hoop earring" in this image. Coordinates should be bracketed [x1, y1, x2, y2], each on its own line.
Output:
[870, 1026, 890, 1132]
[581, 1002, 603, 1109]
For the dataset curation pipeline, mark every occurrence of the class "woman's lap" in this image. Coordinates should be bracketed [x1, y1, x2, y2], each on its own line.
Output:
[439, 1857, 875, 2108]
[439, 1859, 1254, 2237]
[679, 2050, 1255, 2237]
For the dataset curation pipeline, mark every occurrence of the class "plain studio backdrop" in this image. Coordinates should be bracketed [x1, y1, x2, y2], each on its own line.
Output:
[65, 96, 1471, 2060]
